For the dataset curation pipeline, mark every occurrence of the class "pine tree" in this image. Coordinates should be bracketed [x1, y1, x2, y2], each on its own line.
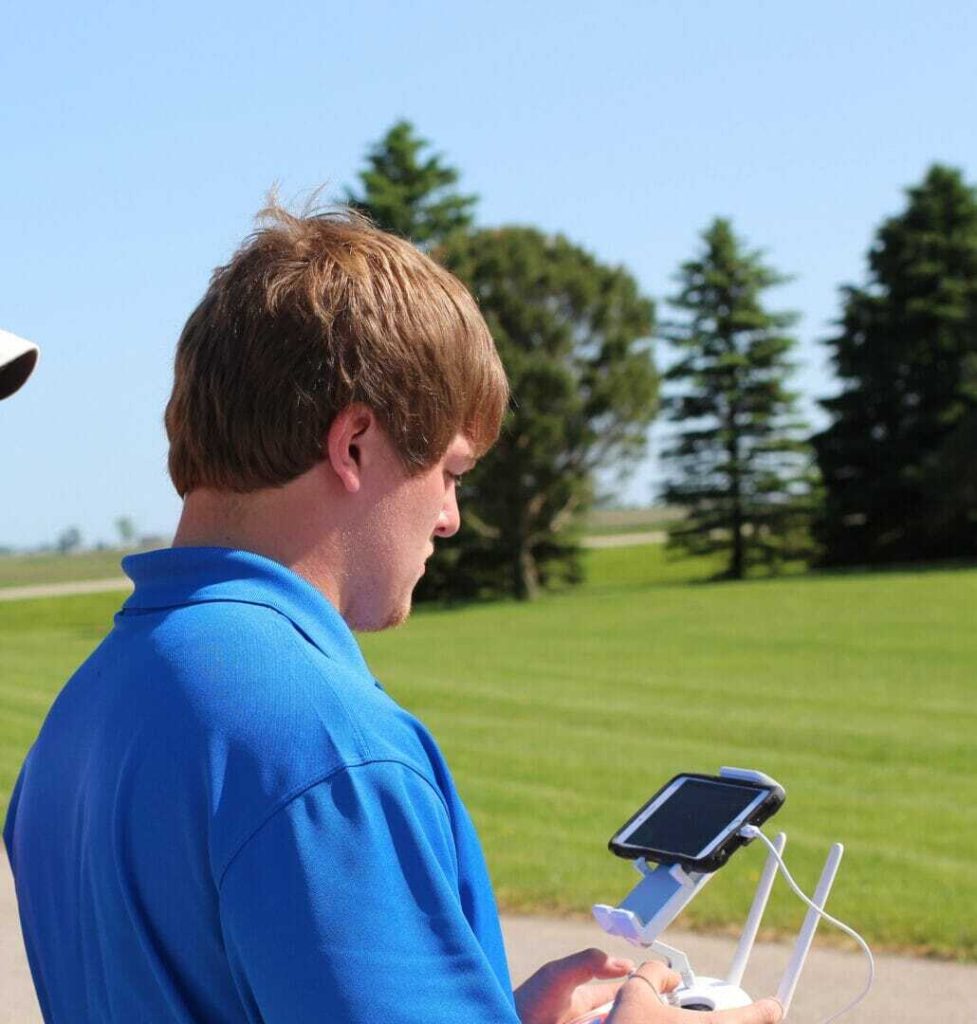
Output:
[346, 120, 476, 248]
[661, 219, 816, 579]
[814, 165, 977, 565]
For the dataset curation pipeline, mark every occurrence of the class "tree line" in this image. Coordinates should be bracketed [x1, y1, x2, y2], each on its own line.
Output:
[347, 121, 977, 598]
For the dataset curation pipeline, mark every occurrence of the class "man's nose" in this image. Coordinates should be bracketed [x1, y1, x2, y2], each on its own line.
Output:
[435, 489, 461, 538]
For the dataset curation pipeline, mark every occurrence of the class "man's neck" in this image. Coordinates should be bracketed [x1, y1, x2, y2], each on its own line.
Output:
[172, 481, 346, 611]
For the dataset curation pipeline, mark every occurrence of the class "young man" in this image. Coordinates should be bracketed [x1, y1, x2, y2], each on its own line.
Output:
[4, 206, 781, 1024]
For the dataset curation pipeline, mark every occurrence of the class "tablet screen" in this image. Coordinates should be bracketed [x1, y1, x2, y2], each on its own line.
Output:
[618, 778, 767, 860]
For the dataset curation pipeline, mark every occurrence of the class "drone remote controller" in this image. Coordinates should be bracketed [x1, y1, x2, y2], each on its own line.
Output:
[587, 768, 846, 1019]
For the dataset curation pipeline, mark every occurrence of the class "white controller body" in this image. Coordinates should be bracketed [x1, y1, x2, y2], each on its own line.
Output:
[669, 977, 752, 1011]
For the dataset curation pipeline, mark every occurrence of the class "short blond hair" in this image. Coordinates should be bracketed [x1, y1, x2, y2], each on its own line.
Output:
[165, 204, 508, 496]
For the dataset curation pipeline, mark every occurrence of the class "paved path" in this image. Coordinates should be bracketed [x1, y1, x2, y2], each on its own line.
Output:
[0, 578, 131, 602]
[2, 852, 973, 1022]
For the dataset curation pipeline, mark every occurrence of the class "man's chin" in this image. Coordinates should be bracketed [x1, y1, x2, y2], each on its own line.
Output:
[355, 598, 412, 633]
[383, 601, 412, 630]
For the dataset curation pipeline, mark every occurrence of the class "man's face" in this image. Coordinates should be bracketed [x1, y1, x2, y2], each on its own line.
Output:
[346, 432, 475, 632]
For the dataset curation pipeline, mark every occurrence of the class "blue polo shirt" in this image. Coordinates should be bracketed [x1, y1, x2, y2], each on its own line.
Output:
[5, 548, 518, 1023]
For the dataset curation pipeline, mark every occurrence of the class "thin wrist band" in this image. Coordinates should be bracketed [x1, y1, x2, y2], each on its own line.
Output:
[626, 971, 667, 1006]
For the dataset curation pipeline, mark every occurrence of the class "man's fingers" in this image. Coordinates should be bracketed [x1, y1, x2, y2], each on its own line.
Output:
[578, 978, 628, 1006]
[590, 955, 635, 980]
[750, 997, 785, 1023]
[630, 960, 682, 994]
[545, 947, 634, 985]
[605, 962, 682, 1023]
[708, 996, 784, 1024]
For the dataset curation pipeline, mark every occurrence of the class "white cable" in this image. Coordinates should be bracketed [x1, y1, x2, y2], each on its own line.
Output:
[739, 826, 875, 1023]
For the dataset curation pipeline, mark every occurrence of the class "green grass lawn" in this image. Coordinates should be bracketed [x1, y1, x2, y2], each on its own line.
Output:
[2, 545, 975, 960]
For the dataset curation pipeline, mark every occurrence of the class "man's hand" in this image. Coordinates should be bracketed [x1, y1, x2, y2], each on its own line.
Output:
[605, 961, 784, 1024]
[514, 947, 634, 1024]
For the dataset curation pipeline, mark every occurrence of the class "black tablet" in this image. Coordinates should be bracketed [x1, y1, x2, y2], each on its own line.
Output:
[609, 771, 785, 873]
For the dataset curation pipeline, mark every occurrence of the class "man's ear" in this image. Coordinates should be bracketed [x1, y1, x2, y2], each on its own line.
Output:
[325, 405, 376, 494]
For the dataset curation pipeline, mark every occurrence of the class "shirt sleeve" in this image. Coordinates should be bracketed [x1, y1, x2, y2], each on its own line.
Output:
[218, 760, 521, 1024]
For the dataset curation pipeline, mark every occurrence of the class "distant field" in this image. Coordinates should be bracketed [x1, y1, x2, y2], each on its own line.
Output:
[0, 519, 677, 583]
[0, 550, 129, 588]
[584, 506, 681, 536]
[1, 545, 975, 960]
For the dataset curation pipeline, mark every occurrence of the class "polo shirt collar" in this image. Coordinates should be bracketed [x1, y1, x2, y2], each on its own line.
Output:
[121, 547, 370, 674]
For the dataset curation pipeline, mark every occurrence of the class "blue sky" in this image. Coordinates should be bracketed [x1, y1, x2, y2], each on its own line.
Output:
[2, 1, 975, 548]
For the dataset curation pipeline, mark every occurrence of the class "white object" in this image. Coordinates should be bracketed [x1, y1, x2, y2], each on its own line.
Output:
[727, 831, 787, 987]
[719, 766, 783, 788]
[746, 830, 874, 1023]
[669, 975, 753, 1012]
[592, 859, 712, 947]
[0, 328, 39, 399]
[777, 842, 845, 1012]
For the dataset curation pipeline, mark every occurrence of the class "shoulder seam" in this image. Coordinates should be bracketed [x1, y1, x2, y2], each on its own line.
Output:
[217, 759, 452, 890]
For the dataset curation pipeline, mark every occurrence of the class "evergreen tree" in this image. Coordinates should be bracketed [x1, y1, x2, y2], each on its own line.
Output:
[418, 227, 658, 601]
[114, 516, 136, 548]
[56, 526, 82, 555]
[661, 219, 816, 579]
[346, 120, 476, 247]
[814, 165, 977, 564]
